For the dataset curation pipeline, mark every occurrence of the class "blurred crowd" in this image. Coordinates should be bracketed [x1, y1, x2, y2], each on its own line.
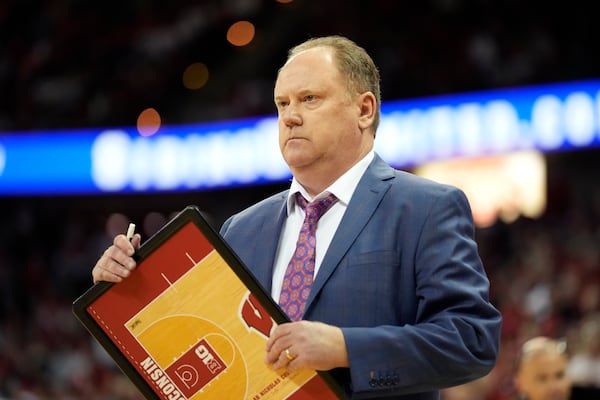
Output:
[1, 0, 600, 399]
[0, 0, 598, 132]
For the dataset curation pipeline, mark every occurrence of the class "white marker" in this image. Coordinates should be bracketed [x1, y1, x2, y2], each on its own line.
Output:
[126, 223, 136, 241]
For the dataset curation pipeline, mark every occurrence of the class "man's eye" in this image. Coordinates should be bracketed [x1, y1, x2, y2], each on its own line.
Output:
[304, 95, 316, 102]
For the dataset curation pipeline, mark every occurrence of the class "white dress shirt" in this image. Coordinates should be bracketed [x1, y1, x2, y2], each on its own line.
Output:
[271, 150, 375, 301]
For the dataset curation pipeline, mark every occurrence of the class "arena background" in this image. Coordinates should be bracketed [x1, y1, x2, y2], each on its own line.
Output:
[1, 1, 599, 399]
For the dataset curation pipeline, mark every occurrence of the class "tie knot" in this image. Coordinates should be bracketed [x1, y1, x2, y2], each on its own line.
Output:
[296, 192, 338, 220]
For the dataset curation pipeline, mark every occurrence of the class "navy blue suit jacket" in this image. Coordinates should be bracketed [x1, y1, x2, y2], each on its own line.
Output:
[220, 154, 502, 399]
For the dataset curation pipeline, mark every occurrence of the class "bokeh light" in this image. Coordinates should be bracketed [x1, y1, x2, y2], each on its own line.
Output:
[226, 21, 255, 47]
[136, 107, 161, 137]
[143, 211, 167, 237]
[105, 213, 130, 238]
[182, 62, 209, 90]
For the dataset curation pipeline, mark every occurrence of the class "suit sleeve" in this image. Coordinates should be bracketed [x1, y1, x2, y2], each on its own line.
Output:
[342, 187, 502, 398]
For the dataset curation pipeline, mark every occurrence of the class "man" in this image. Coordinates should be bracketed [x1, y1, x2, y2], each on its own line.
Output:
[514, 336, 572, 400]
[93, 35, 501, 399]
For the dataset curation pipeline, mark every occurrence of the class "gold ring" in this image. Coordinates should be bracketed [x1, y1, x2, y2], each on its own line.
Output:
[285, 348, 295, 361]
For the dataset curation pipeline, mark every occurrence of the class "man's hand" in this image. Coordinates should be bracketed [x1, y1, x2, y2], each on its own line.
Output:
[265, 320, 349, 372]
[91, 233, 141, 283]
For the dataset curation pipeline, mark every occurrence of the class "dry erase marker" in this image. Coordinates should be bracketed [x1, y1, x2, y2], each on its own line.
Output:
[126, 223, 136, 241]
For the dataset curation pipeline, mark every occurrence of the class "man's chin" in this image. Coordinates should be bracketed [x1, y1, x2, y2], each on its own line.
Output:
[283, 149, 314, 169]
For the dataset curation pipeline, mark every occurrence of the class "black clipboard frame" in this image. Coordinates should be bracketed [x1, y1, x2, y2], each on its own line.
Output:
[72, 205, 345, 400]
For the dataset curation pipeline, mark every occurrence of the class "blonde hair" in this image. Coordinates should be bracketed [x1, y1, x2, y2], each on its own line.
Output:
[284, 35, 381, 134]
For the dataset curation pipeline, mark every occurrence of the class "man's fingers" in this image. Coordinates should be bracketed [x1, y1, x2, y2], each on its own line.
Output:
[269, 346, 296, 371]
[114, 234, 137, 256]
[92, 245, 137, 283]
[92, 256, 128, 283]
[93, 266, 124, 284]
[130, 233, 142, 249]
[104, 243, 136, 270]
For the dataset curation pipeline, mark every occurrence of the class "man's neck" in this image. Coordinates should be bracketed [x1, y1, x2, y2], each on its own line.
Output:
[293, 149, 374, 197]
[293, 167, 345, 197]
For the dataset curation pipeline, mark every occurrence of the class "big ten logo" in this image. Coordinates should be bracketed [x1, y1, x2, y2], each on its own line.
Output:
[195, 343, 222, 374]
[239, 292, 275, 337]
[136, 316, 247, 398]
[166, 335, 234, 398]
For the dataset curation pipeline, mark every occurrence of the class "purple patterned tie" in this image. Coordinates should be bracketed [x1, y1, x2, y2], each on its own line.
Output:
[279, 192, 338, 321]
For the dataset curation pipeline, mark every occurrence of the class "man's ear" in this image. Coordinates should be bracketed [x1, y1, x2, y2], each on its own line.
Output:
[357, 91, 376, 131]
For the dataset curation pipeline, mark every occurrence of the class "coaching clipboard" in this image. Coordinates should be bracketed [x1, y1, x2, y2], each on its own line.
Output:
[72, 205, 345, 400]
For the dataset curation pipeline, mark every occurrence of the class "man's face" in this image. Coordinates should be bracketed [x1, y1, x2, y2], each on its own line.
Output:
[274, 47, 370, 179]
[514, 352, 571, 400]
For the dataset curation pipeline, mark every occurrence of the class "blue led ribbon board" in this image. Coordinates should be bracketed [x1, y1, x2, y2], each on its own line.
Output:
[1, 79, 599, 195]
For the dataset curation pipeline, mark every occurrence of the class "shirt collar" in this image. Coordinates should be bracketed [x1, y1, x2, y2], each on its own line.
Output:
[286, 150, 375, 214]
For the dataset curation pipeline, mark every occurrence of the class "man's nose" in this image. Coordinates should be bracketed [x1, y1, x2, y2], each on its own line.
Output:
[280, 104, 302, 126]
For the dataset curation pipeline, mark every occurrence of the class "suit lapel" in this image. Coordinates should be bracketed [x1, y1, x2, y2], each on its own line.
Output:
[249, 191, 288, 294]
[305, 155, 395, 312]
